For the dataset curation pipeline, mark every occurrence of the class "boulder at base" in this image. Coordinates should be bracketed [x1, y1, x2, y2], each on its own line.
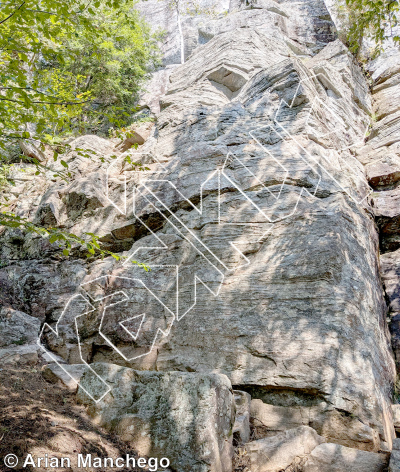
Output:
[77, 363, 235, 472]
[243, 426, 324, 472]
[302, 443, 389, 472]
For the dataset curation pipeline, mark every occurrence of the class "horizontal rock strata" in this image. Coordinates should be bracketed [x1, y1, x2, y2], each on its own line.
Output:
[1, 0, 400, 468]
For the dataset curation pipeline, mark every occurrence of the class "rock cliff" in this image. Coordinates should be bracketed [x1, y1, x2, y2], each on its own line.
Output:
[1, 0, 400, 471]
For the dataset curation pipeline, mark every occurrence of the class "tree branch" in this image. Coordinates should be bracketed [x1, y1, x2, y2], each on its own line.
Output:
[0, 1, 25, 26]
[0, 96, 92, 105]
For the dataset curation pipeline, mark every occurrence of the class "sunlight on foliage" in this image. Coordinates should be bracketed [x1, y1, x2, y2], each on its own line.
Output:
[0, 0, 158, 261]
[341, 0, 400, 56]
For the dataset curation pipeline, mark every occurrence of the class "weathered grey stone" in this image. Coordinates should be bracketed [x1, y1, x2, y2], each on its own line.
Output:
[243, 426, 324, 472]
[48, 135, 119, 178]
[34, 171, 111, 230]
[42, 363, 87, 391]
[233, 390, 251, 444]
[77, 363, 235, 472]
[373, 188, 400, 221]
[307, 39, 372, 115]
[389, 449, 400, 472]
[135, 0, 336, 112]
[369, 125, 400, 161]
[302, 443, 389, 472]
[250, 399, 380, 451]
[310, 407, 381, 452]
[0, 344, 39, 365]
[251, 400, 309, 436]
[367, 49, 400, 153]
[392, 406, 400, 433]
[165, 28, 292, 97]
[138, 65, 179, 114]
[114, 122, 154, 152]
[0, 306, 41, 347]
[38, 349, 68, 365]
[381, 248, 400, 365]
[20, 138, 46, 162]
[228, 0, 336, 53]
[137, 0, 333, 70]
[0, 260, 87, 322]
[368, 50, 400, 85]
[372, 189, 400, 252]
[374, 82, 400, 121]
[360, 45, 400, 301]
[366, 153, 400, 188]
[0, 0, 397, 457]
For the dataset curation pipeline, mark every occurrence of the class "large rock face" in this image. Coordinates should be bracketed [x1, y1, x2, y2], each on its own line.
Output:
[361, 42, 400, 422]
[362, 48, 400, 254]
[1, 0, 399, 463]
[135, 0, 335, 112]
[0, 306, 40, 347]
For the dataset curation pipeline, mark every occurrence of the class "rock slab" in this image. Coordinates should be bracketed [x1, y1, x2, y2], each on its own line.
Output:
[77, 363, 235, 472]
[302, 443, 389, 472]
[243, 426, 324, 472]
[0, 306, 40, 347]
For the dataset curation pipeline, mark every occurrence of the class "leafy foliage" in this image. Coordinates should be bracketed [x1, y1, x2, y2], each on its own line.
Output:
[0, 0, 157, 261]
[343, 0, 400, 55]
[40, 3, 160, 135]
[0, 211, 149, 269]
[0, 0, 158, 152]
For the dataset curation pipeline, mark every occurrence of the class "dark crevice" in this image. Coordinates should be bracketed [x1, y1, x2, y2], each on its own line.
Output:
[232, 385, 326, 407]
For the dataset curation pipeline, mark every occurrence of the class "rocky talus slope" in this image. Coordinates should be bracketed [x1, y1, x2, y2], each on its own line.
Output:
[1, 0, 400, 471]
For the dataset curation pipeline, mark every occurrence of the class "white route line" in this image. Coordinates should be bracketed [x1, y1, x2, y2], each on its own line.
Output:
[84, 274, 176, 361]
[38, 294, 112, 403]
[39, 67, 377, 401]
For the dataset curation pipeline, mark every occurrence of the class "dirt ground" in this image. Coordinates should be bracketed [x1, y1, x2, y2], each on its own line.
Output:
[0, 360, 144, 472]
[0, 358, 252, 472]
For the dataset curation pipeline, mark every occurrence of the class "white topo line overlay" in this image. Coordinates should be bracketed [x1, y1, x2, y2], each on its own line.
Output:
[39, 69, 375, 400]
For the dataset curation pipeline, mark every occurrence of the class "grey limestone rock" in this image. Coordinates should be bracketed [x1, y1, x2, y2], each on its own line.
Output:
[0, 344, 39, 366]
[77, 363, 235, 472]
[390, 439, 400, 472]
[365, 49, 400, 254]
[381, 248, 400, 316]
[366, 153, 400, 188]
[0, 0, 398, 458]
[242, 426, 325, 472]
[392, 406, 400, 435]
[0, 306, 41, 347]
[42, 363, 88, 392]
[302, 443, 389, 472]
[381, 249, 400, 367]
[249, 399, 381, 451]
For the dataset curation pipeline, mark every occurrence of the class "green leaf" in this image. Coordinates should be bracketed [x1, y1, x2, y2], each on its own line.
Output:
[49, 234, 59, 244]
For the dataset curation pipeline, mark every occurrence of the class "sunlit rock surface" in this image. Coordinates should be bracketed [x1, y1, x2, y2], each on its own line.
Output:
[1, 0, 400, 463]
